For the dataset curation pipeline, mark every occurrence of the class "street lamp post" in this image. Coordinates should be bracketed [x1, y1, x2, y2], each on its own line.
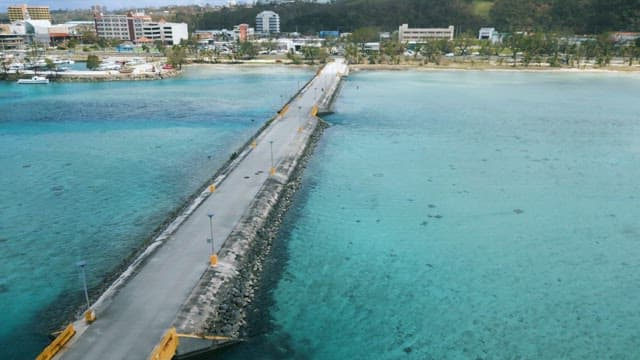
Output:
[76, 260, 96, 323]
[207, 213, 217, 266]
[269, 140, 275, 175]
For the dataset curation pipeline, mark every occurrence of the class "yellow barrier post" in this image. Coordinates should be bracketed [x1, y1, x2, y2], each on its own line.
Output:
[279, 104, 289, 117]
[35, 324, 76, 360]
[311, 105, 318, 117]
[148, 327, 179, 360]
[251, 140, 257, 149]
[210, 254, 218, 266]
[270, 167, 276, 176]
[208, 184, 216, 193]
[85, 309, 96, 323]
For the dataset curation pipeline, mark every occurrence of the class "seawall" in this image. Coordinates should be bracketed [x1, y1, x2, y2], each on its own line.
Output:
[45, 60, 347, 360]
[173, 117, 328, 340]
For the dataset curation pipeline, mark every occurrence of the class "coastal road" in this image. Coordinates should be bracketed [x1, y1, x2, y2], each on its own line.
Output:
[58, 59, 346, 360]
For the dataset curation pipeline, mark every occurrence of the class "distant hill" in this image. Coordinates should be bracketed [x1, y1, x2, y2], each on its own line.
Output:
[191, 0, 640, 35]
[194, 0, 483, 34]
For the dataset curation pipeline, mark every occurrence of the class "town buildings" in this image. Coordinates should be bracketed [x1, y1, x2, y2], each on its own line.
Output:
[398, 24, 455, 42]
[255, 10, 280, 35]
[94, 11, 187, 45]
[7, 4, 51, 22]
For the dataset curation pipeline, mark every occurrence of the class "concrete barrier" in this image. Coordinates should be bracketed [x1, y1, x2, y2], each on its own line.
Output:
[36, 324, 75, 360]
[148, 327, 179, 360]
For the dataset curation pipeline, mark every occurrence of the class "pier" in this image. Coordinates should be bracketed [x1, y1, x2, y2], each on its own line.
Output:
[45, 59, 348, 360]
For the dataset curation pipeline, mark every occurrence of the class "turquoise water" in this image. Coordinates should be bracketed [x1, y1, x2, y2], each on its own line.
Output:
[0, 65, 312, 359]
[222, 71, 640, 359]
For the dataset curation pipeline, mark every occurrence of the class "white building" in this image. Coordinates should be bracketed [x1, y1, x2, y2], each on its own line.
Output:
[94, 12, 187, 45]
[142, 21, 188, 45]
[256, 10, 280, 34]
[478, 27, 502, 43]
[13, 20, 52, 44]
[94, 13, 149, 41]
[398, 24, 454, 42]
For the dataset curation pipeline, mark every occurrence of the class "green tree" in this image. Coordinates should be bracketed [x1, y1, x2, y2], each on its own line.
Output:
[237, 41, 257, 59]
[286, 49, 302, 64]
[166, 45, 187, 69]
[344, 43, 362, 64]
[302, 46, 320, 64]
[86, 54, 100, 70]
[82, 31, 98, 44]
[504, 33, 526, 66]
[382, 40, 403, 64]
[154, 40, 166, 55]
[350, 27, 379, 44]
[45, 58, 56, 71]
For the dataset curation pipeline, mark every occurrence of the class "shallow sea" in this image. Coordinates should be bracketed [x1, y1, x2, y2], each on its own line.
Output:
[0, 65, 312, 359]
[220, 70, 640, 359]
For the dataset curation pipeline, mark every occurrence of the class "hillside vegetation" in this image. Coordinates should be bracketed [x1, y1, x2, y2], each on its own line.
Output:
[192, 0, 640, 35]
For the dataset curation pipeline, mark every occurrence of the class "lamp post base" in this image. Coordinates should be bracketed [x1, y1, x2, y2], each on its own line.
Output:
[84, 309, 96, 323]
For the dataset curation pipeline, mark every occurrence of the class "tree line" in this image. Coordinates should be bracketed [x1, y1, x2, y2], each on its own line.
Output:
[190, 0, 640, 35]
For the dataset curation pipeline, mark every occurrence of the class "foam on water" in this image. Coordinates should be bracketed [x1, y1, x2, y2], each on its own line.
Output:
[221, 70, 640, 359]
[0, 65, 312, 359]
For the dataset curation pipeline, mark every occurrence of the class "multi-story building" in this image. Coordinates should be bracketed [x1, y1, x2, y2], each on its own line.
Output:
[94, 12, 151, 41]
[234, 24, 254, 42]
[94, 11, 186, 45]
[8, 4, 51, 22]
[141, 21, 188, 45]
[255, 11, 280, 35]
[0, 23, 25, 49]
[398, 24, 455, 43]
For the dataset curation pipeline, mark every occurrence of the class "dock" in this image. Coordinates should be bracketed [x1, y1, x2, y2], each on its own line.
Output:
[44, 59, 348, 360]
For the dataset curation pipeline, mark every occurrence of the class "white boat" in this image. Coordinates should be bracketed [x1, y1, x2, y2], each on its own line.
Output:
[17, 76, 49, 84]
[97, 62, 121, 71]
[9, 63, 24, 71]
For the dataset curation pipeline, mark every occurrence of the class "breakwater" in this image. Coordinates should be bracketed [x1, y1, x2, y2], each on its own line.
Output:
[174, 118, 328, 339]
[51, 60, 347, 360]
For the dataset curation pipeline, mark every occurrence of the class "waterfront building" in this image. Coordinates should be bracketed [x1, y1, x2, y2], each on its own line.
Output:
[8, 4, 51, 22]
[256, 10, 280, 35]
[94, 11, 187, 45]
[611, 32, 640, 44]
[398, 24, 454, 42]
[0, 23, 24, 49]
[478, 27, 503, 43]
[234, 24, 254, 42]
[141, 21, 188, 45]
[319, 30, 340, 39]
[9, 20, 51, 45]
[94, 13, 149, 41]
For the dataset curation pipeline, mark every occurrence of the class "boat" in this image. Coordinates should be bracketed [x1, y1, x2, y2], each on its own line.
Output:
[119, 67, 134, 74]
[97, 62, 121, 71]
[17, 76, 49, 84]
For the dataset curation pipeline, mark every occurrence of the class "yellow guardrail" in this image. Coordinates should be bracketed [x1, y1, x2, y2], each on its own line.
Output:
[35, 323, 76, 360]
[278, 104, 290, 116]
[148, 327, 179, 360]
[311, 105, 319, 117]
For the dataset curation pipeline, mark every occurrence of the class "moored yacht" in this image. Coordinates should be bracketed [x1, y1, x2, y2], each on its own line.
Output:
[17, 76, 49, 84]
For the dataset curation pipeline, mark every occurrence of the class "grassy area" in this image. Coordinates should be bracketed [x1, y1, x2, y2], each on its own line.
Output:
[472, 0, 494, 19]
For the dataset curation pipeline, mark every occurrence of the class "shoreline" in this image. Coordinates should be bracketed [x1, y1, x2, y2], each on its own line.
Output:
[349, 62, 640, 73]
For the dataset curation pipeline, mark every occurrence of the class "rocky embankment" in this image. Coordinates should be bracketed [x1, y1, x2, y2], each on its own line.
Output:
[174, 119, 329, 339]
